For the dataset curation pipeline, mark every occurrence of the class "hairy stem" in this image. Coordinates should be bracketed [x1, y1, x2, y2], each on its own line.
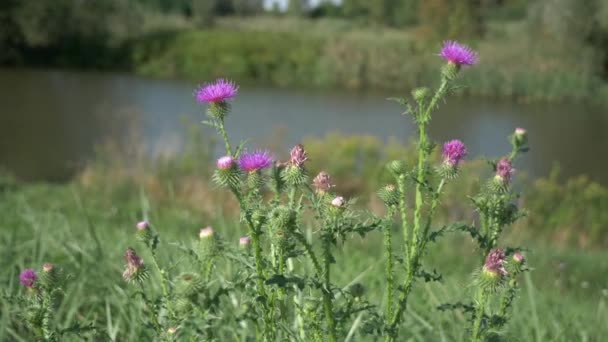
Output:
[384, 206, 397, 323]
[471, 289, 488, 342]
[322, 235, 337, 342]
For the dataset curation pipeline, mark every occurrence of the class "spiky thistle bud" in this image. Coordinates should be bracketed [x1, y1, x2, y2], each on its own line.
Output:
[269, 206, 296, 249]
[412, 87, 430, 103]
[313, 171, 334, 195]
[387, 160, 407, 176]
[511, 127, 528, 149]
[175, 272, 204, 298]
[377, 184, 400, 206]
[198, 226, 218, 257]
[512, 252, 524, 264]
[123, 248, 148, 283]
[283, 144, 308, 186]
[507, 252, 526, 274]
[213, 156, 241, 189]
[331, 196, 346, 208]
[135, 220, 153, 242]
[349, 283, 365, 300]
[40, 263, 61, 290]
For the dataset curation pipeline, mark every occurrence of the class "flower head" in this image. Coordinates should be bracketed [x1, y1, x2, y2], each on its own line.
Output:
[289, 144, 308, 168]
[136, 221, 149, 231]
[483, 248, 507, 277]
[123, 247, 146, 282]
[217, 156, 235, 170]
[238, 150, 273, 172]
[313, 171, 334, 194]
[513, 252, 525, 264]
[442, 139, 467, 167]
[239, 236, 251, 247]
[513, 128, 528, 146]
[19, 269, 37, 288]
[439, 41, 478, 66]
[331, 196, 346, 208]
[495, 158, 515, 184]
[199, 226, 214, 239]
[195, 79, 238, 104]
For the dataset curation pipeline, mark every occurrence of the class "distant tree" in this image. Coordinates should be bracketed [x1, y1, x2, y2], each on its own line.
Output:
[0, 0, 24, 63]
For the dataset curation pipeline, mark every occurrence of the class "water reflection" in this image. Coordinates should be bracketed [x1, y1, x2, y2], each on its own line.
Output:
[0, 69, 606, 184]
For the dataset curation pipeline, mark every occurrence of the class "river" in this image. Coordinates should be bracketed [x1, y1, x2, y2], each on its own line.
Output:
[1, 68, 607, 184]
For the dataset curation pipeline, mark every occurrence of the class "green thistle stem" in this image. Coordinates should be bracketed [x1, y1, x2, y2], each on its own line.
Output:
[139, 282, 163, 334]
[397, 174, 409, 263]
[384, 206, 397, 323]
[217, 119, 233, 157]
[322, 235, 337, 342]
[149, 250, 175, 322]
[389, 77, 450, 337]
[471, 289, 488, 342]
[294, 231, 323, 276]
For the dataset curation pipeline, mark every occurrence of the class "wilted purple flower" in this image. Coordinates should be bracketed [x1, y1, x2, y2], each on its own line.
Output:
[331, 196, 346, 208]
[19, 269, 37, 288]
[483, 248, 507, 276]
[439, 41, 478, 66]
[442, 139, 467, 167]
[289, 144, 308, 168]
[136, 221, 149, 231]
[199, 226, 214, 239]
[238, 150, 273, 172]
[123, 247, 145, 282]
[195, 79, 239, 104]
[239, 236, 251, 247]
[42, 263, 54, 273]
[217, 156, 235, 170]
[495, 158, 515, 184]
[313, 171, 334, 194]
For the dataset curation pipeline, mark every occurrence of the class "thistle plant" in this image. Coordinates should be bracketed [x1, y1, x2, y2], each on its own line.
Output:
[378, 41, 478, 339]
[115, 40, 531, 341]
[13, 264, 67, 341]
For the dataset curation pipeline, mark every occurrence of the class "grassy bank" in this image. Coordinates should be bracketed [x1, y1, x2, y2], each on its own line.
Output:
[129, 17, 608, 104]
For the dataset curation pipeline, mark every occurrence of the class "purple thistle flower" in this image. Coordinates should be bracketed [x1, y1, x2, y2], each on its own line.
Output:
[439, 41, 478, 66]
[19, 269, 37, 288]
[442, 139, 467, 167]
[123, 247, 144, 282]
[238, 150, 273, 172]
[195, 79, 239, 104]
[313, 171, 334, 194]
[483, 248, 507, 276]
[217, 156, 235, 170]
[289, 144, 308, 168]
[495, 158, 515, 184]
[239, 236, 251, 247]
[136, 221, 149, 231]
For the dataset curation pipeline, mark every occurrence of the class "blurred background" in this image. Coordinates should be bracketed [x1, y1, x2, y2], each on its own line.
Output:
[1, 1, 608, 340]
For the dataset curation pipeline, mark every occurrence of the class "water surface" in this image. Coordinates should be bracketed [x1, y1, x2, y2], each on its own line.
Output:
[1, 69, 606, 184]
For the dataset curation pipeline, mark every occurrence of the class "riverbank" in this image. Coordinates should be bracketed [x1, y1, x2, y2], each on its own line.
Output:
[5, 16, 608, 105]
[131, 17, 608, 104]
